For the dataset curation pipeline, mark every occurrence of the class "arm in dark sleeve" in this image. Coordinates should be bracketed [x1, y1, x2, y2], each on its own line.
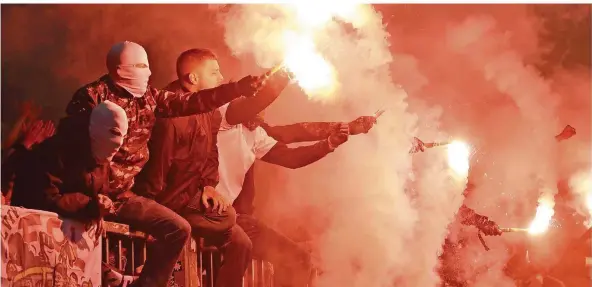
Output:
[261, 122, 341, 144]
[260, 140, 334, 169]
[65, 86, 100, 116]
[41, 167, 100, 221]
[153, 81, 245, 118]
[201, 111, 222, 188]
[458, 205, 488, 226]
[133, 121, 174, 198]
[225, 71, 291, 125]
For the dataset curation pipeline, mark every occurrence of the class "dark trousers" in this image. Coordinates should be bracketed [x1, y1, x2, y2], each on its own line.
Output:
[109, 194, 192, 287]
[179, 191, 248, 287]
[238, 214, 313, 287]
[211, 213, 313, 287]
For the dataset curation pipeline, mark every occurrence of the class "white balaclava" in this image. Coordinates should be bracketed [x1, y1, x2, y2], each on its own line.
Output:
[89, 100, 129, 162]
[106, 41, 152, 97]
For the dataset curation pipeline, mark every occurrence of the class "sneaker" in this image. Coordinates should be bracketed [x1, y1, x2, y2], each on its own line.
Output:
[102, 262, 139, 287]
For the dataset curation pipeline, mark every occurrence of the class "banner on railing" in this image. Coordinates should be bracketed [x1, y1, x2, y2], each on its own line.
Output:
[1, 205, 102, 287]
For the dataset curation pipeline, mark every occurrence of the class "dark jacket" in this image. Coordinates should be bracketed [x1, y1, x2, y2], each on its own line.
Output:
[65, 75, 246, 198]
[133, 80, 222, 212]
[134, 70, 293, 212]
[11, 114, 108, 221]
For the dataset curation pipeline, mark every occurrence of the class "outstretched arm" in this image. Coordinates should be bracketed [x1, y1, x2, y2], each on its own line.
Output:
[253, 127, 349, 169]
[458, 205, 501, 236]
[153, 77, 258, 117]
[261, 141, 334, 169]
[224, 70, 291, 125]
[261, 115, 376, 144]
[261, 122, 341, 144]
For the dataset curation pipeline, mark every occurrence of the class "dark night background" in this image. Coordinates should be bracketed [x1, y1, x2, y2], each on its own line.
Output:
[1, 4, 589, 128]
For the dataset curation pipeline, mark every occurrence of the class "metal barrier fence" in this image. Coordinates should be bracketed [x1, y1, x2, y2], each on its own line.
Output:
[102, 221, 274, 287]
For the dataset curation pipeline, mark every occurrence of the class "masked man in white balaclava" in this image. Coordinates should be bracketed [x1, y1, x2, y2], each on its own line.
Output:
[11, 101, 127, 221]
[10, 101, 131, 287]
[63, 41, 269, 287]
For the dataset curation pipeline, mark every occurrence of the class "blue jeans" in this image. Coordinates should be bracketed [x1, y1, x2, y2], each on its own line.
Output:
[109, 194, 191, 287]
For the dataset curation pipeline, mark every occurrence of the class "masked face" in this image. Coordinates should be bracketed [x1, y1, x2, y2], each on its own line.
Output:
[89, 101, 129, 162]
[106, 41, 152, 97]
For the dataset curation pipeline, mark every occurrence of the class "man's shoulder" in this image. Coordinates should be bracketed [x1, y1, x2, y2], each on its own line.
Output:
[78, 75, 110, 94]
[161, 80, 181, 93]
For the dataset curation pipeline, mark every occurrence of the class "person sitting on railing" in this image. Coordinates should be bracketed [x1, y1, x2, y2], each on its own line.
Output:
[10, 101, 126, 223]
[10, 101, 137, 287]
[132, 48, 294, 287]
[62, 41, 268, 287]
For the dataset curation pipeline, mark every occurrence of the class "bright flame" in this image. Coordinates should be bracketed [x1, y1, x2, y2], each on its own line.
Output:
[568, 169, 592, 227]
[447, 141, 470, 178]
[272, 3, 368, 99]
[528, 198, 555, 235]
[282, 31, 336, 98]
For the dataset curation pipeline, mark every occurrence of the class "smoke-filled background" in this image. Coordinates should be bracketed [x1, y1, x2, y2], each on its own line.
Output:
[2, 4, 591, 286]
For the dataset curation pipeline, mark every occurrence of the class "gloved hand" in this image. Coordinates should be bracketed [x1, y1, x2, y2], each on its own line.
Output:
[277, 67, 295, 80]
[478, 218, 503, 236]
[237, 75, 265, 98]
[409, 137, 426, 153]
[328, 126, 349, 150]
[348, 116, 376, 135]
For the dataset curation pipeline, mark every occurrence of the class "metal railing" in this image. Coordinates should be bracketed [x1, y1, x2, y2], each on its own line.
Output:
[102, 221, 274, 287]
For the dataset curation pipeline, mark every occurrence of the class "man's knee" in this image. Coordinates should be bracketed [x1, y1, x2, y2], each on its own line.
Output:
[204, 205, 237, 232]
[168, 214, 191, 245]
[229, 225, 253, 252]
[177, 217, 192, 242]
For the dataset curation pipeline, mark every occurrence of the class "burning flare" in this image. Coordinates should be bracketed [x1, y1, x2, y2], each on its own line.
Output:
[528, 197, 555, 235]
[274, 3, 368, 99]
[568, 169, 592, 227]
[447, 140, 471, 178]
[282, 31, 336, 98]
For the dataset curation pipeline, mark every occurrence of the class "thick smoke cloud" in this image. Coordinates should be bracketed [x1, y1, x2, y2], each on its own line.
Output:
[215, 4, 590, 286]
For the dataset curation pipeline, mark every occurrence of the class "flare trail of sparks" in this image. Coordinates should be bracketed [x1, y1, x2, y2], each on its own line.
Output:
[527, 198, 555, 235]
